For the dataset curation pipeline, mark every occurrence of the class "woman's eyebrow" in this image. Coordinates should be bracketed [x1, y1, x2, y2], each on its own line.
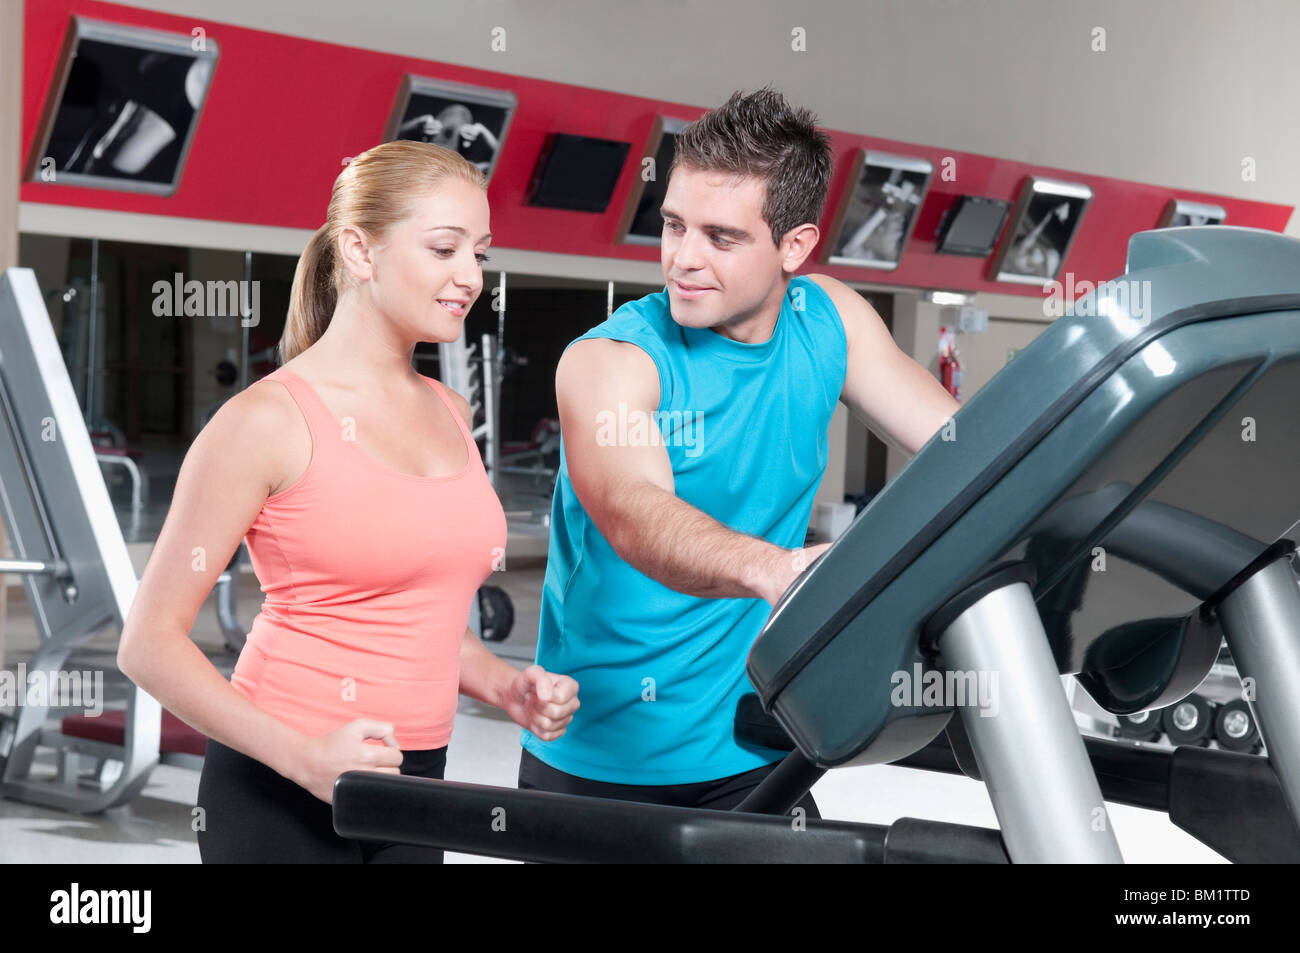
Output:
[424, 225, 493, 241]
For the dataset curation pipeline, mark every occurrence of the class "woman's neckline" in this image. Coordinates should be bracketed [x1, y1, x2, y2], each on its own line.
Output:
[276, 367, 474, 482]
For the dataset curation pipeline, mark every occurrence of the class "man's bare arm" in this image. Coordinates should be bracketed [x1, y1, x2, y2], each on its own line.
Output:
[807, 274, 960, 454]
[557, 338, 821, 605]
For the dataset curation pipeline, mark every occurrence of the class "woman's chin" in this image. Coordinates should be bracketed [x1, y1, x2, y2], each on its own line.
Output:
[420, 314, 466, 343]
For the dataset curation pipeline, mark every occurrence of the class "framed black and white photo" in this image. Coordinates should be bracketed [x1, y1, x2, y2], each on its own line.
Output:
[823, 150, 932, 269]
[25, 17, 219, 196]
[385, 75, 515, 182]
[616, 116, 690, 246]
[1158, 199, 1227, 228]
[990, 177, 1093, 284]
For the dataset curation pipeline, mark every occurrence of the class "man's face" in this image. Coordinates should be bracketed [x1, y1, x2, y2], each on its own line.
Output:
[660, 165, 787, 335]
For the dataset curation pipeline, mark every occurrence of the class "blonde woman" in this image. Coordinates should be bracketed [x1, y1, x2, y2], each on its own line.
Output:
[118, 141, 579, 863]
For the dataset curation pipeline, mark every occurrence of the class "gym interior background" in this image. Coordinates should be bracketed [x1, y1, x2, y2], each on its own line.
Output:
[0, 0, 1297, 865]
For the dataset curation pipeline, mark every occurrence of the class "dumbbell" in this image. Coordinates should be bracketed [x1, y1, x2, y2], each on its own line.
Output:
[1213, 698, 1263, 754]
[1161, 693, 1215, 747]
[1115, 709, 1163, 742]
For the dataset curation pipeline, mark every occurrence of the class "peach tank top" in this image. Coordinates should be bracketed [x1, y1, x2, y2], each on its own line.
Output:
[230, 367, 507, 749]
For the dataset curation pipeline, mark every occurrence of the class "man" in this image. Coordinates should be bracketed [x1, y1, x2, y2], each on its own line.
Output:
[518, 88, 959, 814]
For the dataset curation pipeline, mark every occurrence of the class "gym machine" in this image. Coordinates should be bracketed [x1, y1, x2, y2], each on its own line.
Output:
[0, 268, 164, 811]
[333, 226, 1300, 863]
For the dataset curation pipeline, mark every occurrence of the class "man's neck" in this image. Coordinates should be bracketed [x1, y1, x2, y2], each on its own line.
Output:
[710, 279, 789, 344]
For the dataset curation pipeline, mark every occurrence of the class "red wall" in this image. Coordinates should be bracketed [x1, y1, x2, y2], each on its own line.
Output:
[22, 0, 1294, 297]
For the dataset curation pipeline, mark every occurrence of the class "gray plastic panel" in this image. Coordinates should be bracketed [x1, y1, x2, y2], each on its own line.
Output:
[749, 227, 1300, 767]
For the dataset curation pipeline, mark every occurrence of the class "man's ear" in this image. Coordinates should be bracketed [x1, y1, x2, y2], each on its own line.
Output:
[781, 222, 821, 274]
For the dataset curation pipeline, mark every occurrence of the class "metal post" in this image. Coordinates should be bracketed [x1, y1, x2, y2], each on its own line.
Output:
[481, 332, 498, 486]
[495, 271, 506, 374]
[0, 558, 70, 577]
[1216, 556, 1300, 827]
[487, 271, 506, 487]
[85, 238, 98, 427]
[937, 580, 1124, 863]
[735, 750, 826, 816]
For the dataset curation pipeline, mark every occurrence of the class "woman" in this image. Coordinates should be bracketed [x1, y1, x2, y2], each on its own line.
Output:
[117, 140, 579, 863]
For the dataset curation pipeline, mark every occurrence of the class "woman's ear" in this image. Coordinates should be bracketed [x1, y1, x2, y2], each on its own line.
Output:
[336, 225, 375, 282]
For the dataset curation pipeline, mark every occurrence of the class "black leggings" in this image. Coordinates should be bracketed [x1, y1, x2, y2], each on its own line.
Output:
[195, 738, 448, 864]
[518, 749, 820, 817]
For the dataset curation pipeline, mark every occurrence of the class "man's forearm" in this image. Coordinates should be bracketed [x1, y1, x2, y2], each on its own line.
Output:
[601, 479, 795, 601]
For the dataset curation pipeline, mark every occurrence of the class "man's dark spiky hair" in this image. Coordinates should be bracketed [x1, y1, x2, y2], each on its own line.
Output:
[670, 86, 833, 247]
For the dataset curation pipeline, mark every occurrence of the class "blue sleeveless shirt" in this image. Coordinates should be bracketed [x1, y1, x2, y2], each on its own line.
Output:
[521, 276, 848, 784]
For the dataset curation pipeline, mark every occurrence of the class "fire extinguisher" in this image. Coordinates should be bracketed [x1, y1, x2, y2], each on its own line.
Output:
[939, 326, 962, 401]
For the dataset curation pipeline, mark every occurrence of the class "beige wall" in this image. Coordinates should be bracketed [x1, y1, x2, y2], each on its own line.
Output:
[885, 294, 943, 480]
[1, 0, 19, 272]
[952, 316, 1053, 398]
[812, 403, 848, 510]
[882, 291, 1055, 483]
[1, 0, 21, 667]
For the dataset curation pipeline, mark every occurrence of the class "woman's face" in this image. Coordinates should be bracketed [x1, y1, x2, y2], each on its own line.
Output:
[361, 179, 492, 345]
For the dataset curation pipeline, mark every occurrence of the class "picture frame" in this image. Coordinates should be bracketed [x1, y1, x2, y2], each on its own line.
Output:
[822, 150, 932, 270]
[25, 16, 220, 196]
[615, 116, 691, 246]
[524, 133, 631, 213]
[1158, 199, 1227, 228]
[935, 195, 1012, 257]
[385, 75, 516, 182]
[989, 177, 1093, 284]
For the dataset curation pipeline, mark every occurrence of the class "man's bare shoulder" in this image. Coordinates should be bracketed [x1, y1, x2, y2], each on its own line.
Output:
[804, 273, 889, 348]
[557, 337, 661, 411]
[560, 337, 659, 380]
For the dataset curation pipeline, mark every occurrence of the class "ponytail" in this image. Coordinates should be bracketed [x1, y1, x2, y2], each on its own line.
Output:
[280, 224, 338, 364]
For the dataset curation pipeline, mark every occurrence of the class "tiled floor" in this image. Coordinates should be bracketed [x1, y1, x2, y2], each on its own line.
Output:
[1, 553, 1229, 864]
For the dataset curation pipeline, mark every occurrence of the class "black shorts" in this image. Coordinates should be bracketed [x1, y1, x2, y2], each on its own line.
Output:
[195, 738, 448, 864]
[517, 748, 820, 817]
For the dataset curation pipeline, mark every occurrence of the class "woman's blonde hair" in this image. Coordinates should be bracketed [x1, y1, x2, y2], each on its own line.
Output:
[280, 140, 487, 363]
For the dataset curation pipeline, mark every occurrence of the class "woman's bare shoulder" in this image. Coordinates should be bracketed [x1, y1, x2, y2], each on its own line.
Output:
[429, 376, 474, 428]
[200, 374, 311, 497]
[208, 374, 298, 434]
